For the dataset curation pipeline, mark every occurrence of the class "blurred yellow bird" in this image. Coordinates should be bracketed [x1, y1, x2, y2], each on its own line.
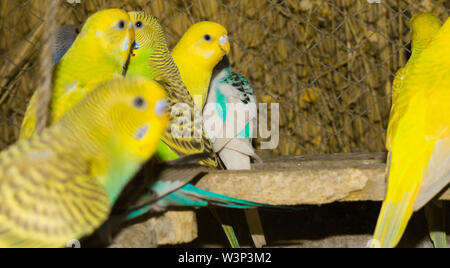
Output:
[372, 13, 450, 248]
[0, 77, 168, 247]
[20, 8, 134, 139]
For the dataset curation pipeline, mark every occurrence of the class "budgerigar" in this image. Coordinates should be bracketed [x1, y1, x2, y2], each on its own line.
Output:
[172, 21, 230, 110]
[48, 12, 228, 168]
[388, 13, 441, 141]
[126, 14, 281, 248]
[0, 77, 169, 247]
[170, 21, 267, 248]
[203, 55, 259, 170]
[126, 13, 263, 199]
[372, 14, 450, 248]
[52, 25, 78, 66]
[400, 13, 446, 249]
[20, 9, 134, 139]
[204, 55, 265, 247]
[127, 12, 222, 168]
[127, 12, 249, 211]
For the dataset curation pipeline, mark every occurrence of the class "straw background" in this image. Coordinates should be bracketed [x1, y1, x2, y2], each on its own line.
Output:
[0, 0, 449, 156]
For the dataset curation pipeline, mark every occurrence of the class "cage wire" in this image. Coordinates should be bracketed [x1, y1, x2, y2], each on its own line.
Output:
[0, 0, 449, 156]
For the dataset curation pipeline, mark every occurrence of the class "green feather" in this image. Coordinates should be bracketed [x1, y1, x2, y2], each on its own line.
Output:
[127, 46, 158, 78]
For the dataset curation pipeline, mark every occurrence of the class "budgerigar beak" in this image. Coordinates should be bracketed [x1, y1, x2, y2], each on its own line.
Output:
[219, 34, 230, 55]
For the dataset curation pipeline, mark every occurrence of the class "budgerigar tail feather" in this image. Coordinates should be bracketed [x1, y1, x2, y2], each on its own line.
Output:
[123, 169, 207, 219]
[425, 200, 447, 248]
[372, 193, 414, 248]
[222, 225, 240, 248]
[112, 153, 212, 221]
[175, 184, 294, 210]
[209, 208, 240, 248]
[429, 231, 447, 248]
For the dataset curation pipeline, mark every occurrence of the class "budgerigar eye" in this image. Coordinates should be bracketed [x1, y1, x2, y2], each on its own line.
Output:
[135, 21, 143, 29]
[133, 96, 147, 109]
[203, 34, 212, 41]
[117, 20, 125, 29]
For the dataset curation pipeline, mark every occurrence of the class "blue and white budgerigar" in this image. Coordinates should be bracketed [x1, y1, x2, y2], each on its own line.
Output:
[203, 55, 260, 170]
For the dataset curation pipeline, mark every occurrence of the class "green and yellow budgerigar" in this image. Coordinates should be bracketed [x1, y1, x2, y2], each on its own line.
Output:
[0, 77, 169, 247]
[127, 12, 223, 168]
[20, 8, 134, 139]
[372, 13, 450, 248]
[127, 13, 280, 248]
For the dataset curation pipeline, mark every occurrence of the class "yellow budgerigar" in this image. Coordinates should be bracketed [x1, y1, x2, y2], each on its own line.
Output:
[171, 21, 266, 248]
[372, 13, 450, 248]
[394, 13, 446, 249]
[387, 13, 441, 148]
[20, 8, 134, 139]
[171, 21, 230, 109]
[0, 77, 168, 248]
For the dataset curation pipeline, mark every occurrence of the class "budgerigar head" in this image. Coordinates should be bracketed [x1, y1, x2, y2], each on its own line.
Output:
[105, 78, 169, 160]
[62, 77, 169, 160]
[409, 13, 441, 51]
[79, 9, 135, 74]
[128, 12, 167, 54]
[172, 21, 230, 71]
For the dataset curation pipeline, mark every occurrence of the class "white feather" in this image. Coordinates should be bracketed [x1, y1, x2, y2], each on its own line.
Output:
[203, 64, 259, 170]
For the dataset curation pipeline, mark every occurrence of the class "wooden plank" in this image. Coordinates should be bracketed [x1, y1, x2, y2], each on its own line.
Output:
[195, 153, 450, 204]
[113, 153, 450, 247]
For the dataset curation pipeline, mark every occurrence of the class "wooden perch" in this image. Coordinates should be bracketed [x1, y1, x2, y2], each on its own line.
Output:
[197, 152, 450, 203]
[112, 152, 450, 247]
[196, 152, 389, 204]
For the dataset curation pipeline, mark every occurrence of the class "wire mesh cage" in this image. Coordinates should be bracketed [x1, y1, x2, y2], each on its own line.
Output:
[0, 0, 449, 156]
